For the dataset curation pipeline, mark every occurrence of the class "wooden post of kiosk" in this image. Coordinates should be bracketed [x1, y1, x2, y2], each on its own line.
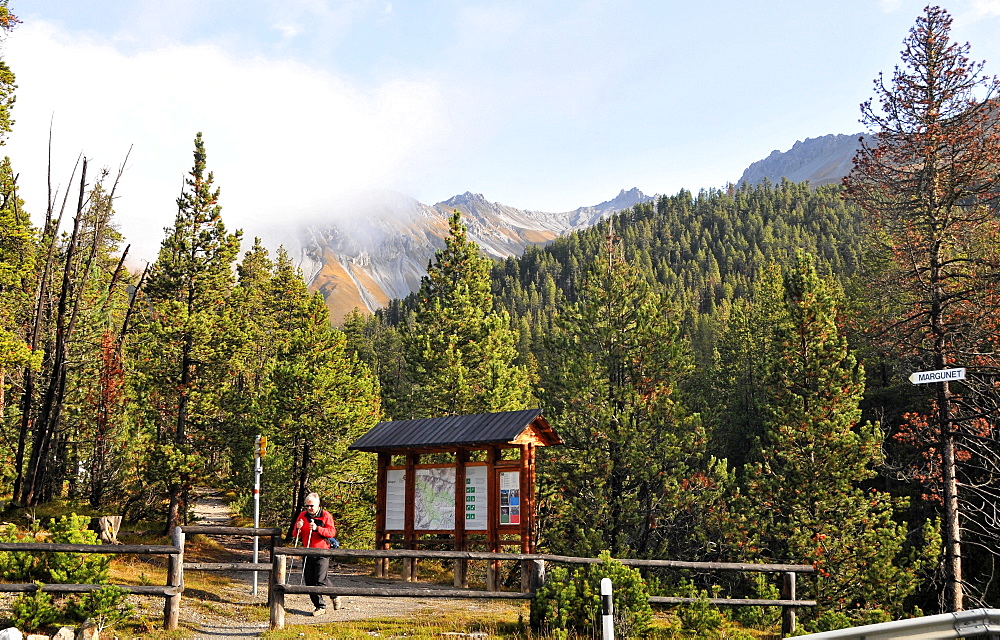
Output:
[375, 452, 390, 578]
[403, 452, 418, 582]
[454, 449, 469, 588]
[486, 446, 501, 592]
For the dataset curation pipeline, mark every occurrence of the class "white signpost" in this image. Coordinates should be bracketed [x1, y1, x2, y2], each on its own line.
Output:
[908, 367, 966, 384]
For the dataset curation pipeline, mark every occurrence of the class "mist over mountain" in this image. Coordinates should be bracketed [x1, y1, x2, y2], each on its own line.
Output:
[738, 133, 865, 187]
[293, 188, 651, 322]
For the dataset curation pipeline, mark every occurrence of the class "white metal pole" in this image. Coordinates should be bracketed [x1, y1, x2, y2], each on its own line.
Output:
[253, 435, 262, 596]
[601, 577, 614, 640]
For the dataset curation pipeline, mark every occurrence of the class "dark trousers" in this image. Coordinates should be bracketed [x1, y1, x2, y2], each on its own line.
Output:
[304, 555, 334, 608]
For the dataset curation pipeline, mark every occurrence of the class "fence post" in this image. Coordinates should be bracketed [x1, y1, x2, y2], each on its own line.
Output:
[163, 526, 185, 630]
[267, 533, 278, 607]
[781, 571, 796, 636]
[486, 560, 496, 592]
[271, 553, 287, 630]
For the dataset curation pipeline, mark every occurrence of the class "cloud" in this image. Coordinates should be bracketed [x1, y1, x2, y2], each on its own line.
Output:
[273, 22, 303, 38]
[969, 0, 1000, 15]
[5, 20, 449, 263]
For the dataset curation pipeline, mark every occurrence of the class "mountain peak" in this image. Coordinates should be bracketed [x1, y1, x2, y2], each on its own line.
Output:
[442, 192, 489, 207]
[738, 133, 865, 187]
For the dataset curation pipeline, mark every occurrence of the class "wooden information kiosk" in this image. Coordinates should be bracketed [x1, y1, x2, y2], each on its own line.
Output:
[348, 408, 561, 590]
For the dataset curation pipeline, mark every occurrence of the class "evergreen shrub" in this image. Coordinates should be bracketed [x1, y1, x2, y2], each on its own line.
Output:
[2, 515, 131, 632]
[530, 550, 653, 638]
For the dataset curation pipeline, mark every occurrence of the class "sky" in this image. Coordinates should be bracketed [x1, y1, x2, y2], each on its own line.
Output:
[5, 0, 1000, 264]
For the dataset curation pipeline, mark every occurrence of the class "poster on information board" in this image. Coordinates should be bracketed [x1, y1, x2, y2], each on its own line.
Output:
[464, 465, 488, 531]
[385, 469, 405, 530]
[499, 470, 520, 525]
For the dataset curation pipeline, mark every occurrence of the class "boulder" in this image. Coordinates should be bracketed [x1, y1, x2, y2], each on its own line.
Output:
[88, 516, 122, 544]
[76, 620, 99, 640]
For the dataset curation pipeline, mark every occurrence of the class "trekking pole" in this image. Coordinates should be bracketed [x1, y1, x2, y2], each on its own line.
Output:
[292, 528, 301, 585]
[301, 527, 313, 585]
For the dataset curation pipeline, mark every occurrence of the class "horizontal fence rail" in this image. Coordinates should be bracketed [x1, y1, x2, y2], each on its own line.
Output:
[0, 542, 179, 554]
[274, 546, 816, 572]
[0, 583, 180, 596]
[279, 584, 536, 599]
[180, 526, 282, 537]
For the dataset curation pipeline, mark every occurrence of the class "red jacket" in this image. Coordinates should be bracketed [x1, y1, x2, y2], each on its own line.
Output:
[293, 509, 337, 548]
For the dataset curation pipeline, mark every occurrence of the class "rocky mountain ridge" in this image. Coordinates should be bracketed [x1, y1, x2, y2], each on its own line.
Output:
[296, 188, 651, 322]
[738, 133, 865, 187]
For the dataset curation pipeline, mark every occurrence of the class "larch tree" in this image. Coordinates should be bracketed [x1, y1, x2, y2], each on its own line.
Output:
[843, 5, 1000, 611]
[136, 133, 242, 533]
[396, 210, 533, 419]
[741, 253, 934, 629]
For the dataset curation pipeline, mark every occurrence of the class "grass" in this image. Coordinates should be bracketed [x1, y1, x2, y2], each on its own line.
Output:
[263, 604, 533, 639]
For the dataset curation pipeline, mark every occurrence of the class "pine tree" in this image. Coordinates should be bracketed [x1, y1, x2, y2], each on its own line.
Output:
[538, 229, 730, 560]
[395, 210, 532, 418]
[0, 157, 36, 407]
[136, 133, 242, 532]
[741, 253, 934, 627]
[267, 289, 382, 542]
[703, 264, 785, 466]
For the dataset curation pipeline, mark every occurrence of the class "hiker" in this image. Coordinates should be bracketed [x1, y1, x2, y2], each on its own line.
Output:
[293, 492, 341, 614]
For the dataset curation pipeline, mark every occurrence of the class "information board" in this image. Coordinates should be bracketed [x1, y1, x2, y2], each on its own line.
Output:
[384, 464, 513, 531]
[385, 469, 405, 530]
[414, 467, 456, 530]
[499, 470, 521, 525]
[464, 465, 488, 531]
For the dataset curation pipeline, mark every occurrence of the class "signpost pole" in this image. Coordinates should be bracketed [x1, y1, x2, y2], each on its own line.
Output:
[252, 434, 265, 596]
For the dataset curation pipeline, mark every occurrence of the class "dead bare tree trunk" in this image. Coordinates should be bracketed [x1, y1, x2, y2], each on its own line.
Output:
[23, 160, 87, 506]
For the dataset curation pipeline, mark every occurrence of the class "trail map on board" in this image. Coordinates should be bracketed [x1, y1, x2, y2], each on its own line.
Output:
[414, 467, 456, 530]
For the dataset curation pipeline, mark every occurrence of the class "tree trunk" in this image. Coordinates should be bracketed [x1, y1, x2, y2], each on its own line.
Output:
[939, 381, 963, 611]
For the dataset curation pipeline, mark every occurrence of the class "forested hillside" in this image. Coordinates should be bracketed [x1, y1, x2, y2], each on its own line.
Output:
[490, 179, 864, 363]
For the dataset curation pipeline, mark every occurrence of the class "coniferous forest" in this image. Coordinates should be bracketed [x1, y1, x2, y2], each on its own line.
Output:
[2, 3, 1000, 633]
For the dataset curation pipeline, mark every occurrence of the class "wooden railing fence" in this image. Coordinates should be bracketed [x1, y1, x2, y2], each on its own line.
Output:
[0, 538, 183, 630]
[270, 546, 816, 635]
[178, 525, 280, 574]
[0, 527, 816, 635]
